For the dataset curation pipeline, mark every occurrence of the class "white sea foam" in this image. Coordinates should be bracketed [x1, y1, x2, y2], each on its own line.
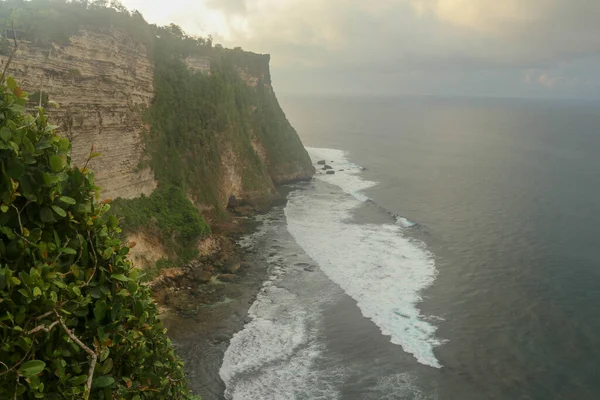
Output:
[396, 216, 417, 228]
[365, 373, 429, 400]
[220, 217, 346, 399]
[286, 147, 443, 368]
[221, 283, 344, 400]
[310, 147, 376, 202]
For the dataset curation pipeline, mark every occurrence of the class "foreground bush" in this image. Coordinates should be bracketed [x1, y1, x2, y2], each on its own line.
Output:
[0, 77, 193, 398]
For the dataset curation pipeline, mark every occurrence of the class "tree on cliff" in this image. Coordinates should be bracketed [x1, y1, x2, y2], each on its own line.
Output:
[0, 77, 195, 398]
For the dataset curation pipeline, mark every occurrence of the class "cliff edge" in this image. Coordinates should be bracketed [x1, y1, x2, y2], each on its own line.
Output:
[0, 26, 313, 209]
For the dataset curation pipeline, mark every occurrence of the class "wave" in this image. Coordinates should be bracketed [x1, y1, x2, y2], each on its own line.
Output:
[286, 147, 443, 368]
[220, 215, 347, 399]
[312, 148, 419, 229]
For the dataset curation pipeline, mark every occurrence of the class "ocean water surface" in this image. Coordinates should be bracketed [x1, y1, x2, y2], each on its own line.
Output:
[221, 95, 600, 399]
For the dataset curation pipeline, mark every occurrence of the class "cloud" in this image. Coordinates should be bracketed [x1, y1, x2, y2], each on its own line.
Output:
[203, 0, 600, 71]
[205, 0, 247, 15]
[411, 0, 600, 61]
[121, 0, 600, 97]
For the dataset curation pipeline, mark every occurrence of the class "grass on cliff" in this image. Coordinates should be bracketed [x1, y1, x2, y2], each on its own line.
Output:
[110, 186, 210, 264]
[252, 84, 313, 180]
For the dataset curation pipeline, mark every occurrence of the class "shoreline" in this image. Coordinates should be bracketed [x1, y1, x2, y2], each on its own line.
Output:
[158, 205, 288, 399]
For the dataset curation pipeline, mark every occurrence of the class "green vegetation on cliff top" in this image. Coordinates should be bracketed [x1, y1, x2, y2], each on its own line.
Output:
[0, 77, 195, 398]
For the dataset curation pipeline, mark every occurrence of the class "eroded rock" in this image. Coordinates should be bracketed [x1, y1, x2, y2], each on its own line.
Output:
[217, 274, 237, 282]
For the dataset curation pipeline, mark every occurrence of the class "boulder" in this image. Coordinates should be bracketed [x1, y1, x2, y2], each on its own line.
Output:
[317, 160, 326, 165]
[192, 269, 212, 283]
[322, 165, 333, 170]
[217, 274, 237, 282]
[326, 171, 335, 175]
[224, 260, 241, 274]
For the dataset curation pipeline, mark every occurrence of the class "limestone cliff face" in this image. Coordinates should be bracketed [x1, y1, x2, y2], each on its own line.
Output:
[0, 29, 157, 199]
[1, 29, 313, 208]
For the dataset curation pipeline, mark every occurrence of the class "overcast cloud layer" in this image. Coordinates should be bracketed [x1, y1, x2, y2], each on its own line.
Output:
[121, 0, 600, 98]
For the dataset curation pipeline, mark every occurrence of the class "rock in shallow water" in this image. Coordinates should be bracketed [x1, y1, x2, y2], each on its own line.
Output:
[224, 260, 241, 274]
[193, 269, 213, 283]
[217, 274, 237, 282]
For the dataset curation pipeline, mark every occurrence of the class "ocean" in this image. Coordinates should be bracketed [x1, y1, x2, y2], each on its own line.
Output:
[219, 95, 600, 399]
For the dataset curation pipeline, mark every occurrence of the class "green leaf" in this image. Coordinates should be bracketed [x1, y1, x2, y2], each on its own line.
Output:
[59, 247, 77, 255]
[51, 206, 66, 218]
[0, 226, 15, 239]
[6, 158, 24, 179]
[0, 205, 8, 213]
[6, 76, 16, 90]
[102, 247, 113, 259]
[49, 155, 65, 172]
[99, 347, 110, 362]
[18, 360, 46, 377]
[0, 127, 11, 142]
[94, 301, 108, 321]
[101, 358, 113, 374]
[111, 274, 129, 282]
[29, 228, 42, 242]
[52, 279, 67, 289]
[70, 375, 88, 385]
[89, 152, 102, 159]
[40, 207, 54, 223]
[9, 104, 24, 113]
[92, 376, 115, 389]
[59, 196, 76, 205]
[32, 287, 41, 298]
[42, 173, 59, 187]
[35, 140, 52, 151]
[57, 137, 69, 151]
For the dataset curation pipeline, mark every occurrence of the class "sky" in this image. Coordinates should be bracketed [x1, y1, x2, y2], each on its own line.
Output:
[120, 0, 600, 99]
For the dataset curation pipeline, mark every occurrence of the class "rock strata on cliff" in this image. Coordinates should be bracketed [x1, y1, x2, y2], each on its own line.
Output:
[0, 21, 313, 211]
[0, 29, 157, 199]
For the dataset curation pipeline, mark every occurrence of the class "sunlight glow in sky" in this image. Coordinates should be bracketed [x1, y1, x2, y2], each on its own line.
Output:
[120, 0, 600, 99]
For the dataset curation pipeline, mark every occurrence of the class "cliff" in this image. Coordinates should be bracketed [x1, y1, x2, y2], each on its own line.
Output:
[145, 44, 314, 211]
[0, 29, 157, 200]
[0, 26, 313, 210]
[0, 1, 314, 272]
